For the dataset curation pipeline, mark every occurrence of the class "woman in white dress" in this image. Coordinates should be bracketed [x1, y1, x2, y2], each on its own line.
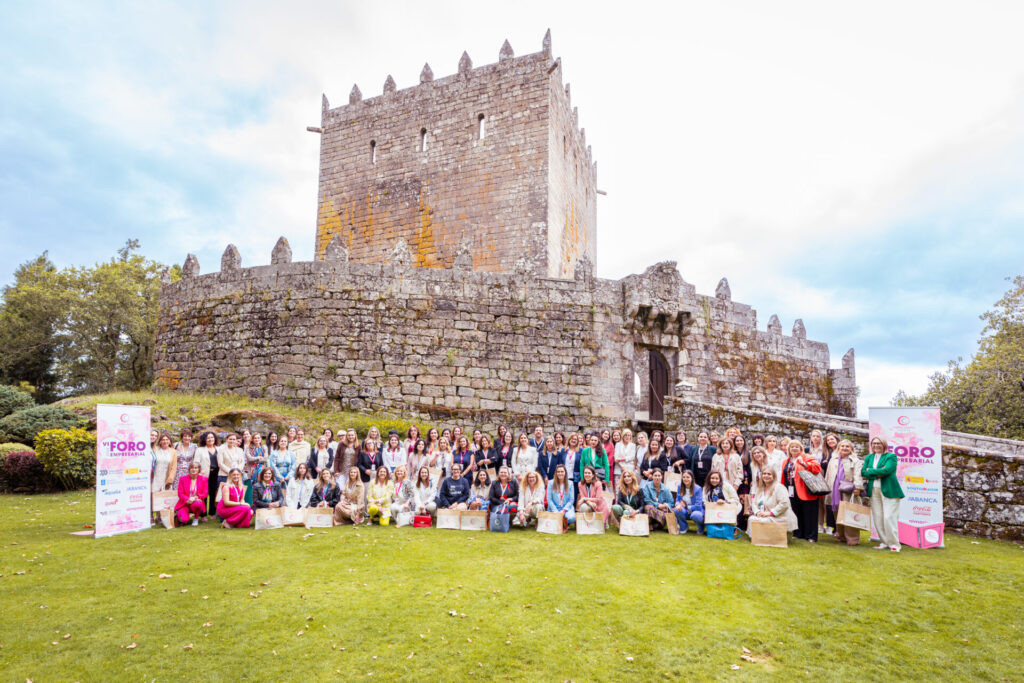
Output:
[151, 433, 176, 493]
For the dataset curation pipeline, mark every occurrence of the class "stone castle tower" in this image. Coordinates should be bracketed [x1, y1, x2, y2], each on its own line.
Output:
[313, 31, 596, 279]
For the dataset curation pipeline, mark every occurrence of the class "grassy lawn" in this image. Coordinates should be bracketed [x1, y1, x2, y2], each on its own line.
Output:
[1, 492, 1022, 682]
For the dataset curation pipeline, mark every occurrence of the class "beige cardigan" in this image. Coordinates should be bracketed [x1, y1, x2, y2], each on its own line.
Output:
[825, 454, 864, 492]
[748, 482, 798, 531]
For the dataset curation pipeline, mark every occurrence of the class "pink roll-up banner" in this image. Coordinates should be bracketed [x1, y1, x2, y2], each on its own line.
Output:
[95, 405, 152, 538]
[868, 407, 944, 548]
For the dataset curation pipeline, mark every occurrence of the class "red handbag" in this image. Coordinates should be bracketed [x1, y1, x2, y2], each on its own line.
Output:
[413, 515, 432, 527]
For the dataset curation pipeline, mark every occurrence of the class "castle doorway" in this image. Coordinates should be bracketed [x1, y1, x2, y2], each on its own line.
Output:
[648, 349, 669, 422]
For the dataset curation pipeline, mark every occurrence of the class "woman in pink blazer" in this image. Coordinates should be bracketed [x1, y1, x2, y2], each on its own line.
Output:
[577, 465, 610, 526]
[175, 461, 209, 526]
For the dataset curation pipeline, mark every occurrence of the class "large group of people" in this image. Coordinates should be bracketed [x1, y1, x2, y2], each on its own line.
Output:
[153, 422, 905, 550]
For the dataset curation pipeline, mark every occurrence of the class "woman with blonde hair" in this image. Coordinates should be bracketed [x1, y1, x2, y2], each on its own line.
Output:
[748, 446, 771, 497]
[711, 436, 743, 490]
[562, 432, 583, 484]
[516, 470, 546, 527]
[433, 436, 454, 479]
[615, 429, 637, 483]
[780, 438, 822, 542]
[334, 466, 365, 525]
[747, 468, 798, 533]
[862, 437, 904, 551]
[611, 469, 643, 527]
[367, 465, 395, 526]
[411, 466, 437, 518]
[216, 468, 253, 528]
[825, 439, 863, 546]
[764, 435, 785, 478]
[819, 432, 841, 533]
[390, 465, 414, 520]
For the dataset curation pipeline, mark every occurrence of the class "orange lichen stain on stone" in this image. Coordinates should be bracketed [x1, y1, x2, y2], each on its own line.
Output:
[155, 368, 181, 390]
[561, 199, 581, 275]
[414, 187, 440, 268]
[315, 200, 343, 258]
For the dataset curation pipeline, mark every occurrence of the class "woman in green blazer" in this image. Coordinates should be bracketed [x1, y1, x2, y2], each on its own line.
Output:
[862, 437, 904, 552]
[580, 433, 610, 484]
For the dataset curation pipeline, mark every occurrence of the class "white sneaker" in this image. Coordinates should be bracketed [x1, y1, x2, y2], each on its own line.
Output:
[192, 519, 198, 527]
[890, 545, 901, 552]
[874, 543, 888, 549]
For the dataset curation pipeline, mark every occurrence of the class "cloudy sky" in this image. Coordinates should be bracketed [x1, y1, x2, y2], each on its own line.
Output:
[3, 1, 1023, 416]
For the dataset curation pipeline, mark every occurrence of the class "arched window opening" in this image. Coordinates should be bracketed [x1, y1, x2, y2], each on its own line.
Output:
[370, 140, 377, 164]
[420, 128, 427, 152]
[477, 114, 486, 140]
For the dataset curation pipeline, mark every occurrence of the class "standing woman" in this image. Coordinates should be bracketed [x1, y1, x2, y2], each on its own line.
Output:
[616, 429, 637, 483]
[711, 436, 741, 489]
[764, 435, 785, 478]
[357, 438, 381, 483]
[367, 426, 384, 455]
[307, 436, 334, 479]
[781, 439, 822, 542]
[217, 468, 253, 528]
[286, 463, 314, 510]
[600, 428, 615, 488]
[152, 433, 176, 493]
[673, 470, 704, 534]
[311, 469, 341, 512]
[748, 446, 771, 498]
[425, 428, 441, 458]
[175, 461, 208, 526]
[553, 431, 567, 456]
[536, 436, 563, 485]
[218, 433, 246, 490]
[819, 432, 841, 533]
[517, 470, 546, 527]
[577, 465, 610, 527]
[172, 429, 196, 489]
[288, 428, 311, 469]
[474, 434, 494, 474]
[862, 437, 904, 551]
[470, 429, 484, 454]
[642, 469, 675, 530]
[199, 432, 220, 515]
[338, 429, 359, 475]
[492, 431, 515, 474]
[826, 439, 864, 546]
[639, 438, 670, 481]
[580, 433, 609, 485]
[323, 428, 338, 454]
[383, 433, 406, 473]
[468, 468, 492, 511]
[248, 433, 268, 484]
[252, 467, 283, 511]
[691, 432, 715, 487]
[267, 434, 295, 492]
[562, 433, 583, 485]
[335, 466, 365, 525]
[512, 433, 538, 484]
[406, 439, 430, 481]
[547, 464, 576, 527]
[663, 435, 680, 472]
[611, 469, 644, 528]
[433, 436, 454, 479]
[733, 434, 753, 531]
[403, 426, 421, 456]
[411, 466, 438, 518]
[451, 435, 476, 475]
[367, 466, 395, 526]
[390, 465, 414, 520]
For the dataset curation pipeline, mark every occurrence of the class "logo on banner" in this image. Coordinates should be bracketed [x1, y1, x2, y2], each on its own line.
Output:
[898, 415, 911, 426]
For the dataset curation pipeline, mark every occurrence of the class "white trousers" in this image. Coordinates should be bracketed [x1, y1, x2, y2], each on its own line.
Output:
[870, 487, 901, 547]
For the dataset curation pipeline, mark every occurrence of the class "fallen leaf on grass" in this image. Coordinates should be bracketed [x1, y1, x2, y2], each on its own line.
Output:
[62, 634, 70, 639]
[183, 644, 193, 650]
[260, 581, 272, 586]
[742, 647, 751, 654]
[126, 643, 137, 650]
[158, 573, 172, 579]
[625, 656, 634, 662]
[180, 589, 188, 593]
[731, 664, 740, 670]
[407, 652, 415, 659]
[741, 655, 757, 663]
[202, 622, 212, 628]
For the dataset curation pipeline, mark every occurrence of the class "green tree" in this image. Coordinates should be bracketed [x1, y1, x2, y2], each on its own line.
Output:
[0, 253, 64, 402]
[895, 276, 1024, 440]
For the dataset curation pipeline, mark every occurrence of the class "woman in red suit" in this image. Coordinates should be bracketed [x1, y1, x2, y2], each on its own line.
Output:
[175, 461, 209, 526]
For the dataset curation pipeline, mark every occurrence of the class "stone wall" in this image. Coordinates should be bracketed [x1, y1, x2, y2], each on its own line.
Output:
[663, 397, 1024, 541]
[313, 32, 595, 279]
[157, 246, 855, 434]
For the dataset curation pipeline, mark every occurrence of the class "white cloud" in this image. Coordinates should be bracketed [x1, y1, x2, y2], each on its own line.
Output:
[855, 356, 940, 419]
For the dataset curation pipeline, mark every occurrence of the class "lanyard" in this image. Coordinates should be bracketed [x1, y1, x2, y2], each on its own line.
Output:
[500, 483, 509, 499]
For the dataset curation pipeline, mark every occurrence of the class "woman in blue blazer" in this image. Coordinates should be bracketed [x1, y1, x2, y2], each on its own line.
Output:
[536, 436, 565, 484]
[673, 470, 705, 534]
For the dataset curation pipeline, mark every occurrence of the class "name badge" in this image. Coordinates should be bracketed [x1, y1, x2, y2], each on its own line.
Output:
[698, 460, 704, 469]
[787, 485, 795, 497]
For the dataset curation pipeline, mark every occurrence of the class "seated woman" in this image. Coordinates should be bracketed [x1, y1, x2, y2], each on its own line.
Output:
[334, 466, 365, 525]
[747, 468, 798, 533]
[611, 469, 644, 528]
[390, 465, 414, 521]
[516, 470, 546, 527]
[468, 468, 491, 511]
[487, 466, 519, 517]
[577, 465, 610, 526]
[175, 460, 208, 526]
[703, 470, 740, 511]
[367, 465, 395, 526]
[546, 464, 576, 527]
[311, 468, 340, 511]
[641, 468, 675, 530]
[436, 462, 471, 510]
[216, 468, 253, 529]
[673, 470, 704, 534]
[285, 462, 314, 509]
[411, 466, 438, 518]
[252, 466, 283, 511]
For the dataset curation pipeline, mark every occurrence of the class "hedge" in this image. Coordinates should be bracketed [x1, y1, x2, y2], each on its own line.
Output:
[34, 427, 96, 490]
[0, 451, 59, 494]
[0, 442, 33, 458]
[0, 384, 34, 418]
[0, 405, 85, 445]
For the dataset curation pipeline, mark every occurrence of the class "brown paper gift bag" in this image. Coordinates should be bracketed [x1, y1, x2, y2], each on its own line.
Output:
[159, 508, 176, 529]
[304, 508, 334, 528]
[664, 471, 682, 492]
[618, 513, 650, 537]
[837, 496, 871, 532]
[537, 511, 564, 535]
[749, 518, 788, 548]
[255, 508, 284, 530]
[664, 510, 680, 535]
[279, 507, 306, 526]
[152, 490, 177, 513]
[576, 511, 605, 535]
[428, 467, 444, 484]
[436, 508, 461, 530]
[704, 502, 738, 525]
[486, 468, 497, 480]
[460, 510, 488, 531]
